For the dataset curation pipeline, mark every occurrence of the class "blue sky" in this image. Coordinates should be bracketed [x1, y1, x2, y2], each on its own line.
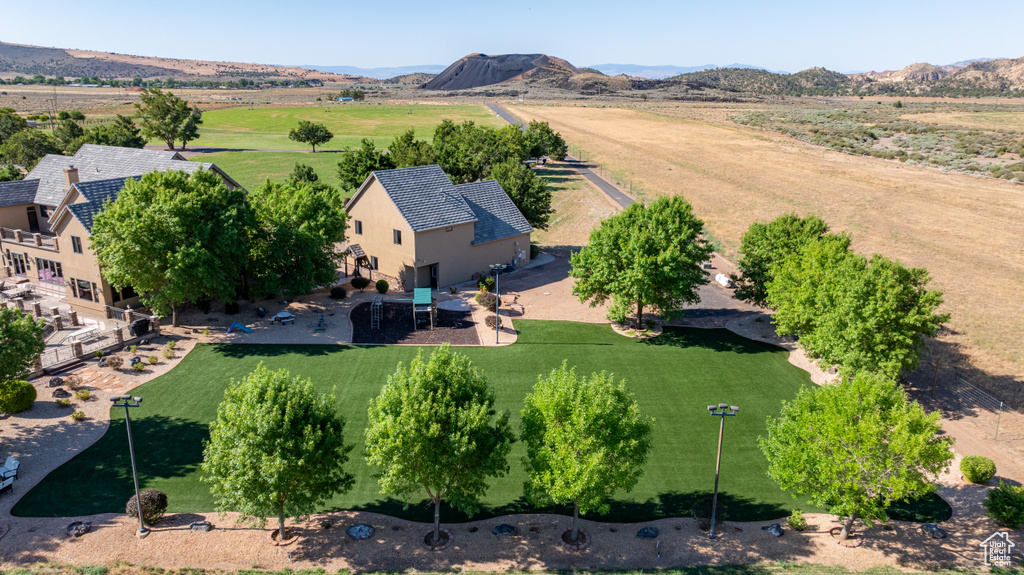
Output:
[2, 0, 1021, 73]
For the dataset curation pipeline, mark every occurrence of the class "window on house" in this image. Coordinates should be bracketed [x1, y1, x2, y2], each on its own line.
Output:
[35, 257, 64, 286]
[40, 206, 49, 218]
[393, 229, 402, 245]
[354, 220, 363, 235]
[9, 252, 28, 276]
[71, 236, 83, 254]
[74, 278, 97, 302]
[370, 256, 378, 270]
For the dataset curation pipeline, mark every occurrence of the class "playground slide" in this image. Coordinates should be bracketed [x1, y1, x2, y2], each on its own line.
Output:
[227, 322, 253, 334]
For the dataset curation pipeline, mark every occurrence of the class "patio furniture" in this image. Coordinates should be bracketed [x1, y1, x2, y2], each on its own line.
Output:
[272, 312, 295, 324]
[2, 457, 18, 480]
[314, 315, 327, 333]
[0, 477, 12, 496]
[281, 317, 295, 325]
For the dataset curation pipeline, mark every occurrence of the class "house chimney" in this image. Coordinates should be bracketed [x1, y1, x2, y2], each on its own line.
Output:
[63, 165, 79, 187]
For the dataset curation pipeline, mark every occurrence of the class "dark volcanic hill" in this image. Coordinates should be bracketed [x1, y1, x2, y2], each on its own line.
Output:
[422, 53, 577, 90]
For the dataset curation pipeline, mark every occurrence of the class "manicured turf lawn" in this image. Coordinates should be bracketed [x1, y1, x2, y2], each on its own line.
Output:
[194, 151, 349, 195]
[187, 104, 503, 150]
[14, 321, 951, 523]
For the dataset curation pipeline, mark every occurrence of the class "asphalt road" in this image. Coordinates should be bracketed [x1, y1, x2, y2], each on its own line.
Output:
[487, 103, 633, 209]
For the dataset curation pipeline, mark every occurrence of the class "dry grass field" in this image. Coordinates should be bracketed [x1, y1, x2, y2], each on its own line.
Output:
[531, 163, 618, 248]
[512, 104, 1024, 399]
[908, 110, 1024, 130]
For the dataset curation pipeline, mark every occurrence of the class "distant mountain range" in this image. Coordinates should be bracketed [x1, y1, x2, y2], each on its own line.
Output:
[297, 64, 447, 79]
[586, 63, 772, 79]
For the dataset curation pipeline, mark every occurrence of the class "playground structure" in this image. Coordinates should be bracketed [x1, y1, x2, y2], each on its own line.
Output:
[369, 287, 436, 331]
[226, 322, 252, 334]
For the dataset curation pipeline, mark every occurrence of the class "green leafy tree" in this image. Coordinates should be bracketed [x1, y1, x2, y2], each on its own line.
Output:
[286, 163, 334, 194]
[0, 108, 29, 146]
[388, 128, 434, 168]
[521, 362, 653, 543]
[288, 120, 333, 152]
[767, 233, 854, 338]
[336, 138, 395, 192]
[0, 164, 23, 182]
[432, 120, 528, 184]
[178, 106, 203, 150]
[202, 364, 354, 539]
[734, 213, 829, 307]
[524, 121, 568, 160]
[0, 130, 62, 169]
[760, 371, 953, 540]
[490, 159, 552, 230]
[0, 307, 47, 384]
[247, 180, 347, 298]
[54, 118, 85, 151]
[570, 196, 713, 328]
[90, 170, 250, 327]
[94, 114, 147, 148]
[365, 344, 514, 542]
[134, 88, 192, 150]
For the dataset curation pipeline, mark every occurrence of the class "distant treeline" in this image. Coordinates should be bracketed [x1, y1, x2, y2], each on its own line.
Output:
[0, 74, 319, 89]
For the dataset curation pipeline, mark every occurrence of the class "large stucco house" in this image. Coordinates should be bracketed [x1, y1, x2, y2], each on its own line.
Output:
[0, 144, 239, 316]
[344, 164, 532, 291]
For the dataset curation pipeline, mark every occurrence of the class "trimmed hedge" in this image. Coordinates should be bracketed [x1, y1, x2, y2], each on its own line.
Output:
[351, 277, 370, 291]
[961, 455, 996, 484]
[127, 489, 169, 526]
[329, 286, 347, 300]
[0, 380, 36, 413]
[375, 279, 389, 294]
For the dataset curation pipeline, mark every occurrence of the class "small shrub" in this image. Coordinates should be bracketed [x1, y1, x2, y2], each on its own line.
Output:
[961, 455, 996, 484]
[530, 244, 540, 259]
[477, 276, 495, 292]
[984, 481, 1024, 529]
[0, 380, 37, 413]
[106, 356, 124, 369]
[162, 348, 174, 360]
[475, 291, 498, 312]
[93, 350, 104, 359]
[75, 389, 91, 401]
[202, 328, 210, 336]
[351, 277, 370, 291]
[55, 398, 72, 408]
[225, 301, 240, 315]
[71, 410, 86, 421]
[167, 340, 176, 350]
[64, 375, 82, 390]
[787, 509, 807, 531]
[126, 489, 169, 526]
[147, 355, 159, 365]
[329, 286, 347, 300]
[129, 344, 138, 356]
[375, 279, 389, 294]
[132, 362, 145, 372]
[485, 314, 502, 329]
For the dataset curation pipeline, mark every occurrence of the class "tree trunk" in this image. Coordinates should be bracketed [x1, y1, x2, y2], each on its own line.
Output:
[571, 501, 580, 543]
[635, 300, 644, 330]
[839, 512, 857, 540]
[171, 302, 179, 327]
[278, 503, 287, 540]
[165, 139, 174, 151]
[312, 144, 316, 153]
[433, 498, 441, 542]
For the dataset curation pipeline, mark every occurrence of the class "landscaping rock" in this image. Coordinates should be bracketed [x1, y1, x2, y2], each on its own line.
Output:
[636, 526, 659, 538]
[347, 523, 374, 540]
[47, 377, 64, 388]
[189, 521, 213, 532]
[66, 521, 91, 537]
[98, 359, 107, 367]
[762, 523, 784, 537]
[922, 523, 947, 539]
[492, 523, 517, 537]
[51, 388, 71, 398]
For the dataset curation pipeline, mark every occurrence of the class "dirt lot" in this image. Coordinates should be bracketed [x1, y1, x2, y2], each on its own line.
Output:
[511, 103, 1024, 404]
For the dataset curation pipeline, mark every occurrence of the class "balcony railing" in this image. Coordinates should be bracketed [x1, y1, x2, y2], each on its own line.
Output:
[0, 227, 59, 250]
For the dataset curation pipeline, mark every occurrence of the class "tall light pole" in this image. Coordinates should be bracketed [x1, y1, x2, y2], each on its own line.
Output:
[707, 403, 738, 540]
[111, 394, 149, 539]
[489, 264, 502, 345]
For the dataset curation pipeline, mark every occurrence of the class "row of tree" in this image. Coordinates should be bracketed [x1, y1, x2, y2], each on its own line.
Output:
[202, 345, 652, 544]
[91, 165, 347, 326]
[733, 213, 948, 378]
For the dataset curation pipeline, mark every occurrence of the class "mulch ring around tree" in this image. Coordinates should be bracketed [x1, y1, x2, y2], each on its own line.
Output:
[829, 526, 863, 547]
[269, 527, 299, 546]
[424, 528, 453, 550]
[561, 529, 591, 551]
[351, 301, 480, 345]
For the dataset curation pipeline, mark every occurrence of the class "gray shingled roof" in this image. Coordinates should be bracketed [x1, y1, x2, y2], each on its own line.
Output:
[26, 144, 210, 207]
[370, 165, 477, 232]
[0, 179, 40, 208]
[455, 180, 534, 244]
[59, 176, 138, 232]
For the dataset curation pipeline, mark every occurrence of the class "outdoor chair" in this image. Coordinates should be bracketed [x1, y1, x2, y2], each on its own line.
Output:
[0, 477, 12, 496]
[2, 457, 19, 479]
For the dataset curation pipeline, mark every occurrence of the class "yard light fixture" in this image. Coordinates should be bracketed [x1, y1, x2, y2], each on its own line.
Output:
[489, 264, 502, 345]
[707, 403, 738, 540]
[111, 394, 148, 539]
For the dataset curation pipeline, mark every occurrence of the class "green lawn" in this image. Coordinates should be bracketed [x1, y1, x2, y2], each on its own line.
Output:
[186, 103, 504, 150]
[194, 151, 349, 194]
[13, 321, 950, 523]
